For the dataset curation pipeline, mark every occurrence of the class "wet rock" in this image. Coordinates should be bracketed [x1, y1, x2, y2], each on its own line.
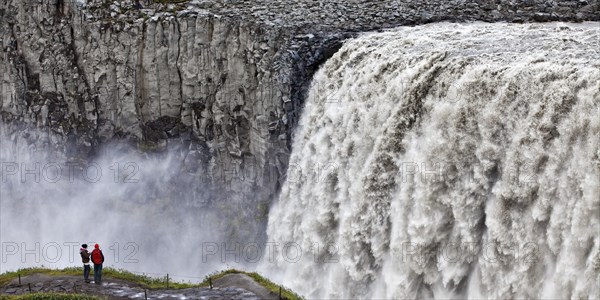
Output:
[533, 12, 553, 21]
[0, 274, 264, 299]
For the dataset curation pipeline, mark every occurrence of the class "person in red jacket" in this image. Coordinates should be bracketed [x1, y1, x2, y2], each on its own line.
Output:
[90, 244, 105, 285]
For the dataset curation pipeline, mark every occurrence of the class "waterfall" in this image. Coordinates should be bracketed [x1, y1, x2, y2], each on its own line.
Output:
[263, 22, 600, 299]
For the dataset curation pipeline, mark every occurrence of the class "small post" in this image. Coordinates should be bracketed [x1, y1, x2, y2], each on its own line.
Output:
[279, 286, 282, 300]
[209, 277, 212, 289]
[18, 274, 21, 285]
[28, 283, 32, 293]
[166, 273, 169, 288]
[144, 289, 148, 300]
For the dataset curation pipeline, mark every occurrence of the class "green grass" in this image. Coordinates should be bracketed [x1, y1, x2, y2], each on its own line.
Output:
[0, 268, 80, 287]
[0, 267, 198, 290]
[0, 268, 303, 299]
[200, 269, 304, 300]
[101, 269, 198, 289]
[0, 293, 105, 299]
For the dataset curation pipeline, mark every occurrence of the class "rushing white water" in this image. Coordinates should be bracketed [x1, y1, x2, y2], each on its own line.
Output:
[263, 22, 600, 299]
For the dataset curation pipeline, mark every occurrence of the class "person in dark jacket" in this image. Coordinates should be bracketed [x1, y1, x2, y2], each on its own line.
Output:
[91, 244, 105, 285]
[79, 244, 91, 283]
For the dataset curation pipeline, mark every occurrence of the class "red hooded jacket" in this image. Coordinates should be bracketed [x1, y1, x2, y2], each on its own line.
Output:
[91, 244, 104, 265]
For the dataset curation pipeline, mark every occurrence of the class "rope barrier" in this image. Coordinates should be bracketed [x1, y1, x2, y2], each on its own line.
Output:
[112, 268, 206, 280]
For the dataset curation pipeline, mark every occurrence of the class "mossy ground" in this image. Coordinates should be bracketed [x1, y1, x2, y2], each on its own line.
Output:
[1, 268, 303, 300]
[0, 267, 197, 290]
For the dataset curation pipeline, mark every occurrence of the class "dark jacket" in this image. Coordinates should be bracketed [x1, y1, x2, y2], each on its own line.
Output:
[80, 248, 90, 264]
[91, 249, 104, 265]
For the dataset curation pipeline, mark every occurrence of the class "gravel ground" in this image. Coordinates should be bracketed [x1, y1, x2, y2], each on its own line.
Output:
[0, 273, 263, 299]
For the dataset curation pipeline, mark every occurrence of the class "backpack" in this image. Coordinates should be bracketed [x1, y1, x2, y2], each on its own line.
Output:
[91, 249, 104, 264]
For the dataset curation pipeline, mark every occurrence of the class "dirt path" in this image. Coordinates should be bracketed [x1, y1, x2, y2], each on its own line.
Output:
[0, 273, 268, 299]
[212, 274, 278, 300]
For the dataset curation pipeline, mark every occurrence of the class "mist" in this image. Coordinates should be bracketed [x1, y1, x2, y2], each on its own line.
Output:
[0, 123, 261, 281]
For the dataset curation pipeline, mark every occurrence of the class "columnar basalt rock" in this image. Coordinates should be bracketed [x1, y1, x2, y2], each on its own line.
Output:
[1, 0, 598, 242]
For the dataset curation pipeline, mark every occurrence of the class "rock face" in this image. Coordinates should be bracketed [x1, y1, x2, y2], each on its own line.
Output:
[0, 0, 598, 242]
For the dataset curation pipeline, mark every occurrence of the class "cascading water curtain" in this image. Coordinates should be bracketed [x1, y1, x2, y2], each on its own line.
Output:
[263, 22, 600, 299]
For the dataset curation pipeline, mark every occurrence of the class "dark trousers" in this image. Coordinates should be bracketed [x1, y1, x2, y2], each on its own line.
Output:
[83, 264, 90, 281]
[93, 264, 103, 284]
